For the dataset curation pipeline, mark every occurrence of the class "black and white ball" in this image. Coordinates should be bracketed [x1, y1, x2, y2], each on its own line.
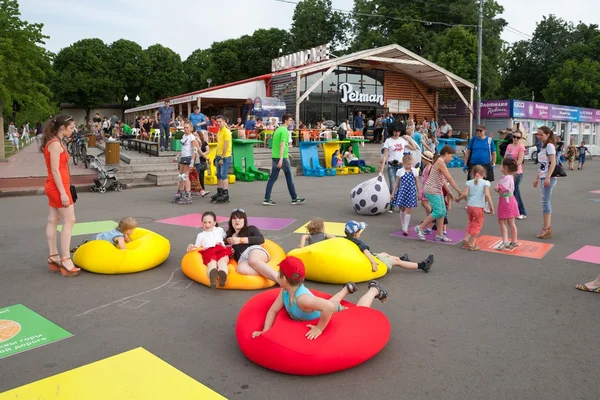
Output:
[350, 175, 390, 215]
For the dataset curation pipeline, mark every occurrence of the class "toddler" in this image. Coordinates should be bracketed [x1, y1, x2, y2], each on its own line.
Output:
[71, 217, 137, 251]
[299, 218, 336, 248]
[187, 211, 232, 288]
[251, 256, 388, 340]
[457, 165, 494, 250]
[494, 158, 520, 250]
[390, 154, 421, 235]
[344, 220, 433, 273]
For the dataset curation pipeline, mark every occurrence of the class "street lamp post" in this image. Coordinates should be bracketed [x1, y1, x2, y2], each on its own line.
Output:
[123, 95, 140, 123]
[207, 78, 212, 88]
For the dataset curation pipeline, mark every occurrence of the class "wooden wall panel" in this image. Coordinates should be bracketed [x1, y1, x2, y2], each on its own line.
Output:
[384, 71, 437, 120]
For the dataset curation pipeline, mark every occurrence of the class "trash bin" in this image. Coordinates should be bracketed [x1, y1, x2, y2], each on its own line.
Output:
[105, 141, 120, 165]
[87, 135, 96, 147]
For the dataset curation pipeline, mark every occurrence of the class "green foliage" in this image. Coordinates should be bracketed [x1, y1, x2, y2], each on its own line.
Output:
[289, 0, 348, 51]
[542, 58, 600, 108]
[108, 39, 150, 103]
[144, 44, 186, 101]
[0, 0, 55, 129]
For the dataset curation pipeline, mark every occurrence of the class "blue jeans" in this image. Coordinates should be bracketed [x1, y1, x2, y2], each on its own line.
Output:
[159, 123, 170, 149]
[215, 156, 231, 180]
[514, 173, 526, 216]
[264, 158, 297, 200]
[348, 160, 366, 168]
[540, 177, 557, 214]
[386, 164, 401, 194]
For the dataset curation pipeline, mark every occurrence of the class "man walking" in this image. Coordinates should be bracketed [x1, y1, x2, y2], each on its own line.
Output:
[263, 114, 305, 206]
[211, 115, 232, 203]
[155, 100, 174, 151]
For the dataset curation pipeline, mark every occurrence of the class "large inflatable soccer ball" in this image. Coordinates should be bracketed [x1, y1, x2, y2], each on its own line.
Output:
[350, 175, 390, 215]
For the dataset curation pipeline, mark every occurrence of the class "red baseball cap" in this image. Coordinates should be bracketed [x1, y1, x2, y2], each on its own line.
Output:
[278, 256, 305, 282]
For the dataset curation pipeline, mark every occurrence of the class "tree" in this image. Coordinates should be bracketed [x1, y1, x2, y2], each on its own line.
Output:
[0, 0, 55, 159]
[290, 0, 348, 51]
[144, 44, 186, 101]
[53, 38, 116, 122]
[241, 28, 292, 78]
[183, 48, 212, 92]
[543, 58, 600, 108]
[108, 39, 150, 104]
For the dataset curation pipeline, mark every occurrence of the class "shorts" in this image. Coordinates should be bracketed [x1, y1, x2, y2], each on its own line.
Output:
[425, 193, 447, 219]
[200, 244, 232, 265]
[215, 156, 232, 180]
[466, 206, 485, 237]
[374, 253, 394, 271]
[179, 156, 192, 165]
[578, 154, 586, 164]
[238, 245, 270, 264]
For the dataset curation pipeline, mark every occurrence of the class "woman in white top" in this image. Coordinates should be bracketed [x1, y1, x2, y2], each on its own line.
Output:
[173, 121, 200, 204]
[380, 124, 417, 195]
[532, 126, 557, 239]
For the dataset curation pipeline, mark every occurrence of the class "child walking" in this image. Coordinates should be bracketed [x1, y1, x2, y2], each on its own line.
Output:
[494, 158, 520, 250]
[419, 151, 434, 233]
[251, 256, 389, 340]
[457, 165, 494, 250]
[391, 154, 421, 235]
[299, 218, 336, 248]
[187, 211, 232, 288]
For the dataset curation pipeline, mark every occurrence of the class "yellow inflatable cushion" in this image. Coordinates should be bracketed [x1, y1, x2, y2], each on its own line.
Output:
[181, 239, 285, 290]
[73, 227, 170, 274]
[287, 237, 387, 284]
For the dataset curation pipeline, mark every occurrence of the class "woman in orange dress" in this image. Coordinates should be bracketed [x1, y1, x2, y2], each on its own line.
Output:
[43, 115, 80, 277]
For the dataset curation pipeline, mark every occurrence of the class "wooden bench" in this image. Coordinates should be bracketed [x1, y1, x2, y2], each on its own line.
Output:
[121, 137, 159, 157]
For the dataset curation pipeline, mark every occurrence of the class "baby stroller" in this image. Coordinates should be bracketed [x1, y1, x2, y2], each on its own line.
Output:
[89, 155, 122, 193]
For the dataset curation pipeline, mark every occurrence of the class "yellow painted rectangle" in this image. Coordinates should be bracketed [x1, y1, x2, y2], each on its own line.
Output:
[0, 347, 227, 400]
[294, 221, 346, 236]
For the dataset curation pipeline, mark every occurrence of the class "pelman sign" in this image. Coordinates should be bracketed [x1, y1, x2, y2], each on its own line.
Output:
[271, 44, 330, 72]
[339, 83, 384, 106]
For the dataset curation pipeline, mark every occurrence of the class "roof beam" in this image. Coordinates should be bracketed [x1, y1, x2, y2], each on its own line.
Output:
[409, 77, 438, 115]
[446, 75, 474, 114]
[298, 65, 336, 104]
[363, 56, 423, 66]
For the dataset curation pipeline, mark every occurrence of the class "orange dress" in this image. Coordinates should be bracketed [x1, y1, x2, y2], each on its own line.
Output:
[44, 138, 73, 208]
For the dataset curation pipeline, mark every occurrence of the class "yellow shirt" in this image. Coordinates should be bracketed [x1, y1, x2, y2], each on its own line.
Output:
[216, 126, 232, 158]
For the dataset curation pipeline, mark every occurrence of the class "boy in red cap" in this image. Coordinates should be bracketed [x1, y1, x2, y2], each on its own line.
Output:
[251, 256, 388, 340]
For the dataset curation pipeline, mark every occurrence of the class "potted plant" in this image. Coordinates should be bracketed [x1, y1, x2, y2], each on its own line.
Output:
[171, 131, 184, 151]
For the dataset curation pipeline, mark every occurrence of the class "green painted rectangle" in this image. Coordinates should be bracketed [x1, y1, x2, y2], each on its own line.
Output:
[0, 304, 73, 359]
[58, 220, 117, 236]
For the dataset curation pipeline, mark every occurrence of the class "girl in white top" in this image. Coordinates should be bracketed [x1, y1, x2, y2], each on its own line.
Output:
[380, 125, 416, 197]
[187, 211, 232, 288]
[173, 122, 200, 204]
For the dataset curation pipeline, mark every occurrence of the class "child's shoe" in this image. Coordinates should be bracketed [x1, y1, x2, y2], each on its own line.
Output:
[423, 228, 432, 235]
[400, 253, 410, 262]
[418, 255, 434, 273]
[414, 226, 426, 240]
[368, 281, 388, 302]
[217, 270, 228, 287]
[209, 269, 218, 289]
[435, 235, 452, 242]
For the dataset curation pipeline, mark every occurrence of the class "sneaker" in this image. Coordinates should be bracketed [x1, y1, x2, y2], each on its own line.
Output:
[484, 203, 491, 214]
[414, 226, 426, 240]
[421, 255, 434, 273]
[263, 199, 276, 206]
[400, 253, 410, 262]
[516, 215, 526, 220]
[291, 197, 306, 205]
[423, 228, 432, 235]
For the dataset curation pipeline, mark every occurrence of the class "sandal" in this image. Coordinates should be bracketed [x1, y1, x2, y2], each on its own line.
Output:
[536, 227, 552, 239]
[209, 269, 218, 289]
[575, 284, 600, 293]
[495, 242, 510, 251]
[48, 254, 61, 272]
[217, 270, 228, 287]
[368, 281, 389, 303]
[468, 244, 481, 251]
[58, 257, 80, 277]
[345, 282, 358, 294]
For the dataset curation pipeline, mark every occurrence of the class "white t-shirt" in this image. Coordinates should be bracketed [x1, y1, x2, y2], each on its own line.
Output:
[383, 136, 409, 163]
[538, 143, 556, 179]
[194, 226, 226, 249]
[440, 123, 452, 134]
[340, 122, 351, 133]
[181, 134, 195, 158]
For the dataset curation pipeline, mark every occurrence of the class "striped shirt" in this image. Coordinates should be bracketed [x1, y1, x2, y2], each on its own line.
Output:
[423, 164, 447, 195]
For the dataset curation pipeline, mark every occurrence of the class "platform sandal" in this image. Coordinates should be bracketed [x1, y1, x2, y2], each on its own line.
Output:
[48, 254, 61, 272]
[368, 281, 388, 303]
[58, 257, 81, 277]
[345, 282, 358, 294]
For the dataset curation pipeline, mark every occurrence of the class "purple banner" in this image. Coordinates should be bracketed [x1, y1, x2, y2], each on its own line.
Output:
[549, 104, 579, 122]
[439, 101, 470, 118]
[578, 108, 600, 123]
[513, 101, 551, 119]
[480, 100, 510, 118]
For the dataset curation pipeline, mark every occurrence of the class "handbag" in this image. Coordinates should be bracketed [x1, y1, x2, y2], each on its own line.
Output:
[551, 161, 567, 177]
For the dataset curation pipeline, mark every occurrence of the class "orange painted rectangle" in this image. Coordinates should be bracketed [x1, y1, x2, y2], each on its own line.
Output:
[475, 235, 554, 259]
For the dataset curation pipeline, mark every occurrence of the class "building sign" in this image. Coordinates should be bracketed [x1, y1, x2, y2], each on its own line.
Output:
[482, 99, 600, 123]
[480, 100, 511, 118]
[387, 99, 410, 113]
[271, 44, 330, 72]
[439, 101, 470, 117]
[339, 83, 384, 106]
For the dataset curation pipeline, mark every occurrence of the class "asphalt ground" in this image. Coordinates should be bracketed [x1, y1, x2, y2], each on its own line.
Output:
[0, 159, 599, 399]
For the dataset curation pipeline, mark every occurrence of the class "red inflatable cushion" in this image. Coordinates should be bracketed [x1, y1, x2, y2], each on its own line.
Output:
[236, 288, 391, 375]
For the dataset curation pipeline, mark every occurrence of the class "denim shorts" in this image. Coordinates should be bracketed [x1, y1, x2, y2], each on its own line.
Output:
[215, 156, 231, 180]
[238, 245, 270, 264]
[179, 156, 192, 165]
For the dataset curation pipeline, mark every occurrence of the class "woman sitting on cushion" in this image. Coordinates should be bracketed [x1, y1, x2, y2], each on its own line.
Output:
[225, 209, 278, 282]
[343, 145, 366, 168]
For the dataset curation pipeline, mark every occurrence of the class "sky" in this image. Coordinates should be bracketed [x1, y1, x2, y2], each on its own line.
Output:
[18, 0, 600, 59]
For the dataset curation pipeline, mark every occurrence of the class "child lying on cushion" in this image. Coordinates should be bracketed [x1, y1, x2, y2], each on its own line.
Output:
[344, 220, 434, 273]
[251, 256, 388, 340]
[71, 217, 137, 252]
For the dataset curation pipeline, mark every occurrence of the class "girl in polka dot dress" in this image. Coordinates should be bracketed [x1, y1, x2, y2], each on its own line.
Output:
[391, 154, 421, 235]
[494, 157, 520, 250]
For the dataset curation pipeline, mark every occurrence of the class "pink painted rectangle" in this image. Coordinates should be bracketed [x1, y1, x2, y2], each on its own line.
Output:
[566, 245, 600, 265]
[220, 217, 297, 231]
[589, 190, 600, 194]
[156, 213, 228, 228]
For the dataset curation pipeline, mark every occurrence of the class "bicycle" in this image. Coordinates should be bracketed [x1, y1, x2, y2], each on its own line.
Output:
[68, 133, 89, 168]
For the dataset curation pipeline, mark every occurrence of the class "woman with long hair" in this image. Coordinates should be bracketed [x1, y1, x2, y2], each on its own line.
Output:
[533, 126, 557, 239]
[43, 115, 80, 277]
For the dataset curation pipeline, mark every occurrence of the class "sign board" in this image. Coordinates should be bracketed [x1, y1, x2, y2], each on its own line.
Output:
[271, 44, 330, 72]
[169, 95, 199, 106]
[387, 99, 411, 113]
[340, 83, 384, 106]
[0, 304, 72, 359]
